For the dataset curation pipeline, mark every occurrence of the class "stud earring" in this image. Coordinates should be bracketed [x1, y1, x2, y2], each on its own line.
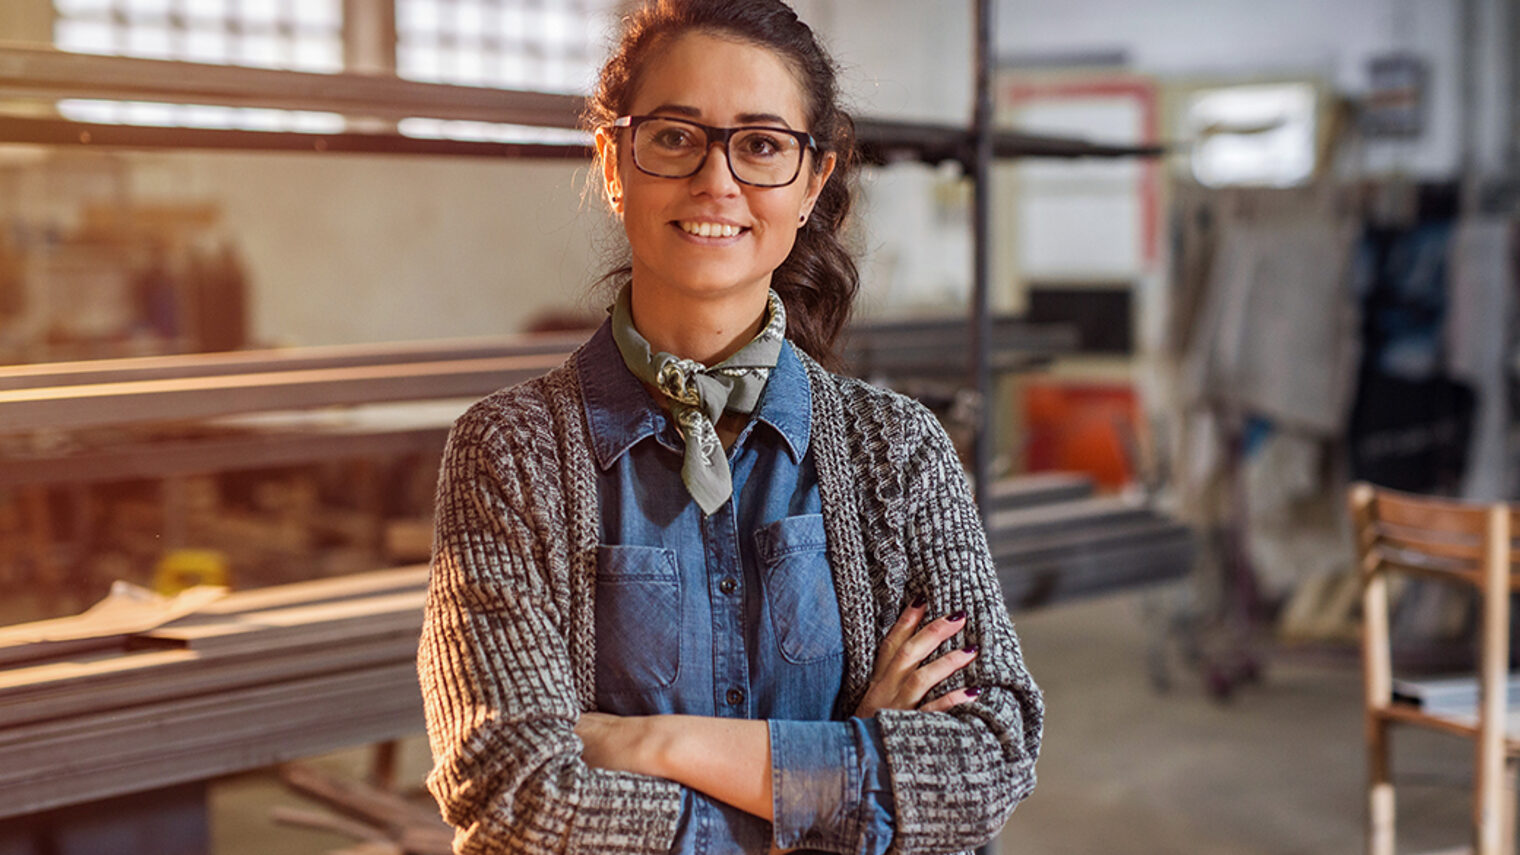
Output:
[798, 213, 808, 226]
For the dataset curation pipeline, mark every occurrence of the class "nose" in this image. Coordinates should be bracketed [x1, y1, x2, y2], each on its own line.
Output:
[689, 140, 741, 197]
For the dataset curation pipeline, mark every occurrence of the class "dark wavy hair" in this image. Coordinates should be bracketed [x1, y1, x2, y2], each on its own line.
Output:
[585, 0, 858, 369]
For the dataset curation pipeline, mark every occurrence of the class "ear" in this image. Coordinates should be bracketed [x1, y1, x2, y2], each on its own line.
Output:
[595, 126, 624, 215]
[799, 150, 837, 221]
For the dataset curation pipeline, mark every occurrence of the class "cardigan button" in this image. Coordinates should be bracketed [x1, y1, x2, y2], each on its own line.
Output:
[725, 688, 745, 707]
[718, 577, 738, 595]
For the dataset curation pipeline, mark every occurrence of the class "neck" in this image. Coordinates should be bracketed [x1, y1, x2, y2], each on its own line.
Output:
[628, 282, 771, 365]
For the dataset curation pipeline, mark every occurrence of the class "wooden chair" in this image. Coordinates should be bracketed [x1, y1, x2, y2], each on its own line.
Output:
[1352, 482, 1520, 855]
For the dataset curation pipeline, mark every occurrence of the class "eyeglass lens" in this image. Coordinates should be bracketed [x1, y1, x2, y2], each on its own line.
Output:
[633, 118, 803, 187]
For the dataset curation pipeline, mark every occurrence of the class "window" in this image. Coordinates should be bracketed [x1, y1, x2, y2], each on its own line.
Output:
[395, 0, 619, 144]
[53, 0, 344, 131]
[395, 0, 615, 93]
[49, 0, 618, 139]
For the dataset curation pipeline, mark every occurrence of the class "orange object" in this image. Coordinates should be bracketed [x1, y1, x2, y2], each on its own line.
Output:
[1022, 382, 1137, 489]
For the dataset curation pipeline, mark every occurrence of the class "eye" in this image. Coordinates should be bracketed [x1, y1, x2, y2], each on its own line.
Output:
[736, 131, 786, 158]
[648, 124, 700, 150]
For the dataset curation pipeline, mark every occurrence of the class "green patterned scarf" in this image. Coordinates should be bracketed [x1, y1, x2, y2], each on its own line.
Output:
[610, 284, 786, 515]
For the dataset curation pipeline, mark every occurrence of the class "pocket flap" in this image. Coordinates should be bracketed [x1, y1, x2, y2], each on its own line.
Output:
[596, 544, 678, 581]
[754, 513, 827, 566]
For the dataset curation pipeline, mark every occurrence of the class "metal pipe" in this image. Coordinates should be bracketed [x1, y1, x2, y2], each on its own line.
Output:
[970, 0, 996, 526]
[1510, 0, 1520, 175]
[1459, 0, 1481, 213]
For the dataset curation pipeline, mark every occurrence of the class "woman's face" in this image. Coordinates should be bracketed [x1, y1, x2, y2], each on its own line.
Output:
[598, 31, 835, 307]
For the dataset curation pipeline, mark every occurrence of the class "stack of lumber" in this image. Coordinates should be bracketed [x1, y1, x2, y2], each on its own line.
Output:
[989, 473, 1193, 610]
[0, 567, 428, 820]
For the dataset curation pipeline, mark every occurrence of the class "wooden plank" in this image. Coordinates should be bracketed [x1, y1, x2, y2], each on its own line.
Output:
[0, 354, 560, 432]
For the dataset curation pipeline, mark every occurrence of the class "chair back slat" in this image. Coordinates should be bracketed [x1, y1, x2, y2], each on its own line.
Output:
[1371, 488, 1490, 537]
[1376, 523, 1485, 563]
[1354, 485, 1520, 583]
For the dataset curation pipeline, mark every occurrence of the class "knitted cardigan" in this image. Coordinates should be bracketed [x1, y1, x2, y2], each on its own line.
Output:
[418, 342, 1043, 855]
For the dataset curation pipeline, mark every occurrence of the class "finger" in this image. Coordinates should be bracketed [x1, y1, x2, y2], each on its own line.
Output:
[920, 685, 984, 714]
[890, 610, 969, 675]
[896, 643, 979, 708]
[873, 595, 928, 679]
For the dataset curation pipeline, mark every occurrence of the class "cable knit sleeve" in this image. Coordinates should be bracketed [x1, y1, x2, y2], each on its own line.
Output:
[417, 398, 684, 855]
[873, 403, 1043, 854]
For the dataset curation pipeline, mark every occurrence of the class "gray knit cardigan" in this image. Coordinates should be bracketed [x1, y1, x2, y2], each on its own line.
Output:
[418, 342, 1043, 855]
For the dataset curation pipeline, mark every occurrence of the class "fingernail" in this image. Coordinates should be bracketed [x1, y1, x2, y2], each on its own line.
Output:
[962, 644, 979, 655]
[948, 610, 966, 622]
[965, 686, 983, 697]
[911, 594, 927, 608]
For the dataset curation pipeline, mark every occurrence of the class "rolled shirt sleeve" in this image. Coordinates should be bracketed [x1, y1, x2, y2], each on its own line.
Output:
[768, 717, 895, 855]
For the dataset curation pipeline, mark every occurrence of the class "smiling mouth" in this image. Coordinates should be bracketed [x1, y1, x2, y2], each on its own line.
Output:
[676, 221, 747, 238]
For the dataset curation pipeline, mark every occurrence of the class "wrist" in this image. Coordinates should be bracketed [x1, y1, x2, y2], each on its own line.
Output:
[639, 714, 681, 779]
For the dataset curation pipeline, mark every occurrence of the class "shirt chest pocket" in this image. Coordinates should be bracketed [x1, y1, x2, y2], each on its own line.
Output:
[595, 544, 681, 693]
[756, 514, 843, 665]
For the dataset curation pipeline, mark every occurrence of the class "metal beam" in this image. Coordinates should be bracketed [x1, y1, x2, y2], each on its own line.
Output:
[0, 42, 583, 127]
[0, 332, 588, 391]
[0, 354, 563, 433]
[0, 115, 592, 159]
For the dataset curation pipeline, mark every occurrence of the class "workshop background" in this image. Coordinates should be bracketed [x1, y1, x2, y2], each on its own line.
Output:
[0, 0, 1517, 853]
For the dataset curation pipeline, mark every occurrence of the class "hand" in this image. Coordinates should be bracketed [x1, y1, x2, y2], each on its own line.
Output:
[853, 598, 980, 718]
[575, 711, 655, 775]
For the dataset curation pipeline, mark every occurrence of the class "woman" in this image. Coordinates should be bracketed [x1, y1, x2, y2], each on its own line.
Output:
[417, 2, 1043, 853]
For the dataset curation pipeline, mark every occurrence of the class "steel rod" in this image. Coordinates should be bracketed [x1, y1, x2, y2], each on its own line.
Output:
[970, 0, 996, 527]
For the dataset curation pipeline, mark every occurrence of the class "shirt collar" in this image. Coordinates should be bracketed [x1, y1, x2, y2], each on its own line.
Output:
[578, 319, 812, 471]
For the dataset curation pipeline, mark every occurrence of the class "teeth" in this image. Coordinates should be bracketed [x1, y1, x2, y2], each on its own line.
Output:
[680, 221, 742, 238]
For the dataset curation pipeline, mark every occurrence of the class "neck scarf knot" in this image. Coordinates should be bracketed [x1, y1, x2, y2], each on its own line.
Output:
[610, 284, 786, 515]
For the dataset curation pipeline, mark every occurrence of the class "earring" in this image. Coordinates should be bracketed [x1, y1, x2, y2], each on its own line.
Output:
[798, 213, 808, 226]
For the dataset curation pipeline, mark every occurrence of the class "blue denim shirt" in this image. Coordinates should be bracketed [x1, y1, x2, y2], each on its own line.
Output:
[578, 322, 895, 855]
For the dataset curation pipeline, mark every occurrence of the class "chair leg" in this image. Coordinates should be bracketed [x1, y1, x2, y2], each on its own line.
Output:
[1368, 717, 1395, 855]
[1501, 757, 1518, 855]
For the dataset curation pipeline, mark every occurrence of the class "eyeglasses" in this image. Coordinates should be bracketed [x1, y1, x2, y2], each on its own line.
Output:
[612, 115, 817, 188]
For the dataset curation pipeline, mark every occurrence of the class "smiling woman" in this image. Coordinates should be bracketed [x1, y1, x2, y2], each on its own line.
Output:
[416, 2, 1043, 854]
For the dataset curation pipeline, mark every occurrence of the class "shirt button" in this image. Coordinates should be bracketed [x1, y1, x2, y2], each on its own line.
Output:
[725, 688, 745, 707]
[718, 576, 738, 594]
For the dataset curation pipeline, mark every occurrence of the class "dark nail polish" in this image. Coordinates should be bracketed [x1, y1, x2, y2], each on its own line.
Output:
[965, 686, 983, 697]
[962, 644, 979, 655]
[948, 610, 966, 622]
[911, 594, 927, 608]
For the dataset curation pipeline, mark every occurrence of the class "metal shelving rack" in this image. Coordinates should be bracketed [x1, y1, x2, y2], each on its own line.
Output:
[0, 20, 1161, 515]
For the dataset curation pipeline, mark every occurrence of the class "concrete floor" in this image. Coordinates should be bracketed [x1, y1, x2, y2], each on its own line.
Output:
[210, 590, 1481, 854]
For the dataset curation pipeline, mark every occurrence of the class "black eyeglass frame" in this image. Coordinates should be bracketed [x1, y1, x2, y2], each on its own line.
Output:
[611, 114, 819, 188]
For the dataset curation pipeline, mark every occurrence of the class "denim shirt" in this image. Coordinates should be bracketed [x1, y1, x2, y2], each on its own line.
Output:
[578, 322, 895, 855]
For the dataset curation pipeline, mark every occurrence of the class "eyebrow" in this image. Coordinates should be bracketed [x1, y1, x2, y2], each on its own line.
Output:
[645, 103, 796, 128]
